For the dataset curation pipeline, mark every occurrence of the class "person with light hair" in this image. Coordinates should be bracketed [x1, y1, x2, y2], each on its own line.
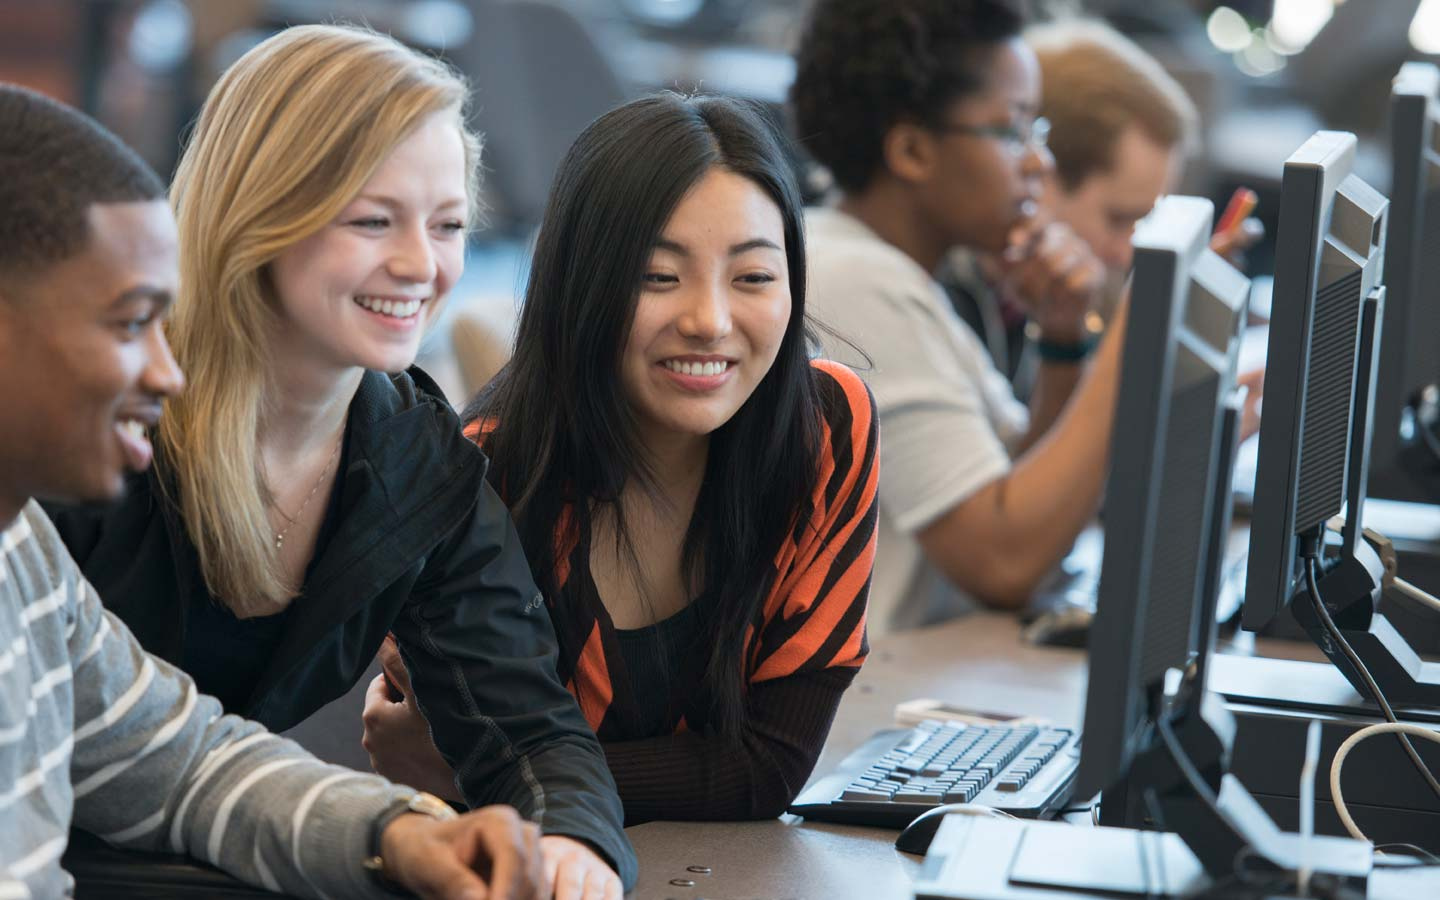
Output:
[948, 18, 1261, 427]
[44, 24, 633, 898]
[1029, 17, 1202, 274]
[0, 79, 544, 900]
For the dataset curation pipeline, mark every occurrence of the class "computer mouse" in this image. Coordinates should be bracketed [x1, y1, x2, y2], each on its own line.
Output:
[1021, 604, 1093, 648]
[893, 804, 1007, 855]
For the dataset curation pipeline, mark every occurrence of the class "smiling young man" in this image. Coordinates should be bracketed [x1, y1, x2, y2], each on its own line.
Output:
[792, 0, 1132, 632]
[0, 83, 546, 900]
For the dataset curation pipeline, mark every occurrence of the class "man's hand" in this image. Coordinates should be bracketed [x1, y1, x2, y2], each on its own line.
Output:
[995, 218, 1104, 341]
[362, 635, 463, 801]
[1238, 366, 1265, 443]
[541, 835, 623, 900]
[379, 805, 544, 900]
[1209, 217, 1264, 270]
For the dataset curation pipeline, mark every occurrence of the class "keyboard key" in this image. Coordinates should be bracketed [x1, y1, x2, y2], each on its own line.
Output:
[893, 732, 929, 755]
[841, 788, 893, 802]
[892, 790, 937, 804]
[996, 779, 1024, 793]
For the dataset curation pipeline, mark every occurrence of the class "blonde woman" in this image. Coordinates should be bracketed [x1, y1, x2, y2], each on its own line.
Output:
[44, 24, 632, 898]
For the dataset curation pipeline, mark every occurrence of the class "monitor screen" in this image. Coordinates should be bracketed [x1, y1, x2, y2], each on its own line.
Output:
[1076, 196, 1248, 801]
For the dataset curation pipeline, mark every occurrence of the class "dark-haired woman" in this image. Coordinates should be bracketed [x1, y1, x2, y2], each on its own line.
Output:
[363, 93, 879, 825]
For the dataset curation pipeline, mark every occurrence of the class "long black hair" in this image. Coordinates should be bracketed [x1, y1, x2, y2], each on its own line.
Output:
[462, 93, 821, 734]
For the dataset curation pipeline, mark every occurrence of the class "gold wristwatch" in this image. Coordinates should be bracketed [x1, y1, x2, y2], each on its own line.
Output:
[364, 791, 461, 890]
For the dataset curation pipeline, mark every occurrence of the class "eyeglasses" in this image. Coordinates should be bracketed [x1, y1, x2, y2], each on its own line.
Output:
[932, 116, 1050, 157]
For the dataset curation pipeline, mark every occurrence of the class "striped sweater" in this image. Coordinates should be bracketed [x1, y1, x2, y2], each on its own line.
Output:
[0, 502, 413, 899]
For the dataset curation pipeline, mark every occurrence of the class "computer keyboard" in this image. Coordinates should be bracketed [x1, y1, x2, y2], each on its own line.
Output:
[788, 718, 1081, 827]
[1022, 546, 1249, 648]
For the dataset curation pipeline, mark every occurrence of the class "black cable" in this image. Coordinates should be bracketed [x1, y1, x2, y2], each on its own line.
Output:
[1154, 713, 1222, 808]
[1373, 842, 1440, 867]
[1302, 554, 1440, 803]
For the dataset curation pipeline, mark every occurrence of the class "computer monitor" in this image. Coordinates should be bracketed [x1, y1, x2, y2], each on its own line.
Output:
[1244, 131, 1388, 636]
[1077, 195, 1248, 806]
[1074, 194, 1373, 889]
[1371, 61, 1440, 502]
[1240, 132, 1440, 710]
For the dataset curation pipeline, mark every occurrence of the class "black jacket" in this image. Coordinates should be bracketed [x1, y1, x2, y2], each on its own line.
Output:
[46, 368, 636, 887]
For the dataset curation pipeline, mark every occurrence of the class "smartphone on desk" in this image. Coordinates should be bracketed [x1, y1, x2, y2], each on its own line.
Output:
[894, 698, 1050, 729]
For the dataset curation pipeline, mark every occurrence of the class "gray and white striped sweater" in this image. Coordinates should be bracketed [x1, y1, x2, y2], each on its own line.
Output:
[1, 501, 413, 898]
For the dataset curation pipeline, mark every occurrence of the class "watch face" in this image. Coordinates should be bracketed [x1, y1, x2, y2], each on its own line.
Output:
[410, 792, 460, 821]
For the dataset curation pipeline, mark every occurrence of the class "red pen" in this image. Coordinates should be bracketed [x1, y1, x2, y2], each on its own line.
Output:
[1216, 186, 1258, 238]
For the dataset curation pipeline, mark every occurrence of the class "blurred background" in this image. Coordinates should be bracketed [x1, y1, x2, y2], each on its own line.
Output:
[1, 0, 1435, 399]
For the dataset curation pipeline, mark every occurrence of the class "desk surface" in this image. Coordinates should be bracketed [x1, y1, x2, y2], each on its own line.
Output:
[623, 613, 1433, 900]
[625, 612, 1084, 899]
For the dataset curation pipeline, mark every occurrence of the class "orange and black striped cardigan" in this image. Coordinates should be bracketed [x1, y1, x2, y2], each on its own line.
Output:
[465, 359, 879, 821]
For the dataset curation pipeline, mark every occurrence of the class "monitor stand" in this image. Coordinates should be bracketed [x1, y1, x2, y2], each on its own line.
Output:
[1287, 287, 1440, 707]
[916, 691, 1371, 899]
[1101, 692, 1371, 892]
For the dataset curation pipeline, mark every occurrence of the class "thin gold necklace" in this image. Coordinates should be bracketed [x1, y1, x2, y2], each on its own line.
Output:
[271, 430, 343, 551]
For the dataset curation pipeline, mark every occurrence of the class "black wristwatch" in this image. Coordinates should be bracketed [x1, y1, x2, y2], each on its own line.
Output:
[1035, 334, 1098, 363]
[1028, 319, 1101, 364]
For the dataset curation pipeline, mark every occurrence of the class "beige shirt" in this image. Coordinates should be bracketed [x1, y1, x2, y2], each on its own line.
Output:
[805, 208, 1029, 634]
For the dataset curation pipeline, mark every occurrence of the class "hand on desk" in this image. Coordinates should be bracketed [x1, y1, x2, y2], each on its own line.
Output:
[363, 636, 623, 900]
[539, 835, 624, 900]
[379, 804, 543, 900]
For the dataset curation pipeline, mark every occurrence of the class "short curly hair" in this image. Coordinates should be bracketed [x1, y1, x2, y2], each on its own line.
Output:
[789, 0, 1028, 192]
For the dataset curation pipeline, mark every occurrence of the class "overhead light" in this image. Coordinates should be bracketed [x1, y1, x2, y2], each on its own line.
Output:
[1412, 0, 1440, 55]
[1263, 22, 1305, 56]
[1236, 34, 1286, 78]
[1207, 7, 1253, 53]
[1270, 0, 1334, 52]
[129, 0, 192, 72]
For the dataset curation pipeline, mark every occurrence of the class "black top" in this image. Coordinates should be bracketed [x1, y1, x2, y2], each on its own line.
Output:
[613, 602, 702, 739]
[44, 368, 636, 888]
[183, 599, 290, 712]
[180, 432, 350, 711]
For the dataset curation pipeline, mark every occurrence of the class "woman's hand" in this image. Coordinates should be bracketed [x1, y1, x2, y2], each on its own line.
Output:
[996, 219, 1105, 343]
[362, 635, 464, 802]
[540, 835, 623, 900]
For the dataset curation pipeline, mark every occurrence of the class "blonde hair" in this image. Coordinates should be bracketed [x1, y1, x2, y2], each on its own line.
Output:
[1027, 19, 1199, 191]
[161, 23, 480, 614]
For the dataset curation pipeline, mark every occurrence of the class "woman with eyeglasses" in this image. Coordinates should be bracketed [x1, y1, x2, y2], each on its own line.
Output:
[789, 0, 1131, 633]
